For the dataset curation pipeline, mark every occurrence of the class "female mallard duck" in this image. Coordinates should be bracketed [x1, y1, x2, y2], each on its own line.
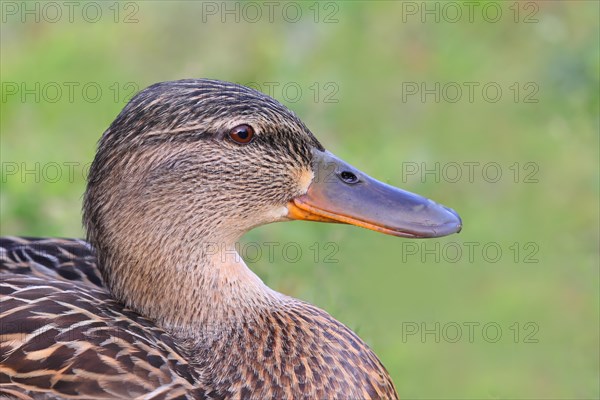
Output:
[0, 79, 461, 399]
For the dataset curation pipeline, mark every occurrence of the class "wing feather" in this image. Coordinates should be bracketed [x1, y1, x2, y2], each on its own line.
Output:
[1, 238, 206, 399]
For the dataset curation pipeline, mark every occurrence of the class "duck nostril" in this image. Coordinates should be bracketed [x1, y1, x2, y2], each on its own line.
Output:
[339, 171, 359, 184]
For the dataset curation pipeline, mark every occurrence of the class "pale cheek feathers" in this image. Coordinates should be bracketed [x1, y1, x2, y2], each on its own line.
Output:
[263, 168, 313, 223]
[297, 168, 314, 195]
[266, 205, 292, 223]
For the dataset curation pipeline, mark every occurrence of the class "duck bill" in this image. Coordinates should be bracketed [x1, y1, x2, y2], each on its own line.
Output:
[287, 151, 462, 238]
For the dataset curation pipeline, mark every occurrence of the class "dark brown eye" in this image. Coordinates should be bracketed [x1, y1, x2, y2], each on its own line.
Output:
[228, 124, 255, 144]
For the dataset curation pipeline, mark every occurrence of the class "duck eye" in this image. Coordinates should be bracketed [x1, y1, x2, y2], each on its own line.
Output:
[228, 124, 255, 144]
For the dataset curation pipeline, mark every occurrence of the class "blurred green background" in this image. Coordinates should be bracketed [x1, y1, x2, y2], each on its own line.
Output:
[1, 1, 598, 398]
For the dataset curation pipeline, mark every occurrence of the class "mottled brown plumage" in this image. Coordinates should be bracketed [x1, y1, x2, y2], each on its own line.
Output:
[1, 79, 461, 399]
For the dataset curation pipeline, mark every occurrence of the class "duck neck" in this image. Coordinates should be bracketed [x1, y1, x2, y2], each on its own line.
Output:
[102, 235, 285, 341]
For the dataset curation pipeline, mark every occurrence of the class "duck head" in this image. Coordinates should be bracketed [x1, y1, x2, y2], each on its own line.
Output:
[83, 79, 461, 334]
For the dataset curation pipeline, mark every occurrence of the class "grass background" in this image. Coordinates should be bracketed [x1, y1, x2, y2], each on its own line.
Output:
[1, 1, 598, 398]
